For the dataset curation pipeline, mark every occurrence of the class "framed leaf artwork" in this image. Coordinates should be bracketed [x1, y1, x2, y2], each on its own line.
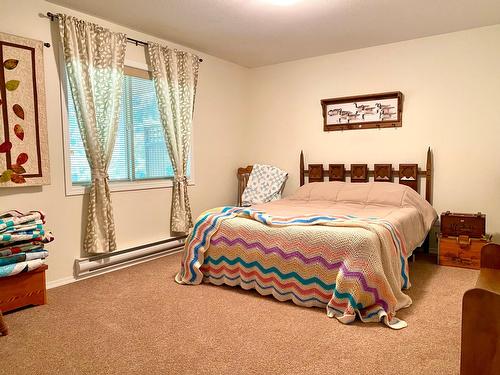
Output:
[0, 32, 50, 187]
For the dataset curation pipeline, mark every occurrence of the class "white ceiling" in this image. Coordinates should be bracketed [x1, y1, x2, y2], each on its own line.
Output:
[47, 0, 500, 67]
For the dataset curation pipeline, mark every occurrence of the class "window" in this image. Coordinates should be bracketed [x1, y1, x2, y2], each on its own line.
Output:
[65, 65, 191, 193]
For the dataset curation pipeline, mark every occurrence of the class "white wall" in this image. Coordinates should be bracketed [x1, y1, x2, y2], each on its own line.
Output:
[0, 0, 250, 282]
[2, 1, 499, 283]
[245, 25, 500, 238]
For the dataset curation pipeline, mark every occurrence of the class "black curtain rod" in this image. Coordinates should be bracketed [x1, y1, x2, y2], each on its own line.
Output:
[45, 12, 203, 62]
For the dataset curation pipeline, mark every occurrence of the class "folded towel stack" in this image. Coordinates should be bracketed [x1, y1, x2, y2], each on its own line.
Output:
[0, 210, 54, 278]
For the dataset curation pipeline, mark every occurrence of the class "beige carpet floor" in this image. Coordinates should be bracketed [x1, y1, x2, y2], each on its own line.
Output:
[1, 253, 477, 375]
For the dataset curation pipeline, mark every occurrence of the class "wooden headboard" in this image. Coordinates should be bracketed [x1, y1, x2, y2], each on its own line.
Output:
[237, 148, 433, 205]
[299, 147, 433, 203]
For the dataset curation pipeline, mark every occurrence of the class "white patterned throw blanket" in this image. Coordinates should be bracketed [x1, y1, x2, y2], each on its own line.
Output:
[241, 164, 288, 206]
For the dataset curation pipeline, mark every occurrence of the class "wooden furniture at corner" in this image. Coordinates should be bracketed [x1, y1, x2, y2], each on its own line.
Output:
[461, 243, 500, 375]
[0, 310, 7, 336]
[0, 264, 48, 313]
[441, 211, 486, 238]
[439, 236, 488, 270]
[438, 212, 489, 270]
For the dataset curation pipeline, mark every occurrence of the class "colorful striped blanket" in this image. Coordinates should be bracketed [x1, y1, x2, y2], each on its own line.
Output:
[176, 206, 413, 329]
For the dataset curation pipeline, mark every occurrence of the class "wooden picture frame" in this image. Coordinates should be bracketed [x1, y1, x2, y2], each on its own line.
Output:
[321, 91, 403, 131]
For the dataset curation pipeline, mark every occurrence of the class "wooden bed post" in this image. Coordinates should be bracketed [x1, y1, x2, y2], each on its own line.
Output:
[300, 151, 305, 186]
[425, 147, 432, 204]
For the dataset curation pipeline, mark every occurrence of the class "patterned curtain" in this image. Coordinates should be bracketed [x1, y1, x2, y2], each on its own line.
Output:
[147, 42, 200, 233]
[58, 14, 127, 253]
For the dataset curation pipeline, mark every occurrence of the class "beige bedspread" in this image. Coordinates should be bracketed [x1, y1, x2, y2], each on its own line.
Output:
[253, 181, 437, 253]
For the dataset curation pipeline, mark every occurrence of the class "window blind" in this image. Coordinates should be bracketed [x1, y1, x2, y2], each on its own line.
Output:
[67, 71, 179, 185]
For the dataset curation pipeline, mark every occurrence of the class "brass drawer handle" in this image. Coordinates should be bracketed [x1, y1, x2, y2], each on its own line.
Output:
[457, 235, 471, 249]
[451, 256, 472, 265]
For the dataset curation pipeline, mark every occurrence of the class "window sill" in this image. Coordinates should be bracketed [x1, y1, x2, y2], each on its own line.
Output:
[65, 178, 195, 197]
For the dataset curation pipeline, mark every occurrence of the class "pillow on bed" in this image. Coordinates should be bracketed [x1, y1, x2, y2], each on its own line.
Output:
[287, 181, 345, 201]
[288, 181, 422, 207]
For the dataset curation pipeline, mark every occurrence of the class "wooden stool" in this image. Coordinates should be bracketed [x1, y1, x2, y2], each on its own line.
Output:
[0, 310, 7, 336]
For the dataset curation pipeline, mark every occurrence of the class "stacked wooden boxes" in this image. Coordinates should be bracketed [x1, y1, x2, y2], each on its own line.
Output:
[438, 211, 490, 270]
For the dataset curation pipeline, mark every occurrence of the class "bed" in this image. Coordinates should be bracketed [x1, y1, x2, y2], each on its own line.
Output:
[176, 149, 437, 329]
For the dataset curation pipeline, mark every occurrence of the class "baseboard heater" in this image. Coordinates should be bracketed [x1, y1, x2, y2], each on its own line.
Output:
[74, 236, 186, 278]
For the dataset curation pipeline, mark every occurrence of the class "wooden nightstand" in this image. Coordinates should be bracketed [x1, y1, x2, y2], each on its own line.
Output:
[438, 212, 490, 270]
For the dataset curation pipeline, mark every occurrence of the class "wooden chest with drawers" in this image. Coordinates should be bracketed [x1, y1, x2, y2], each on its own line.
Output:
[438, 235, 487, 269]
[438, 212, 489, 270]
[441, 211, 485, 238]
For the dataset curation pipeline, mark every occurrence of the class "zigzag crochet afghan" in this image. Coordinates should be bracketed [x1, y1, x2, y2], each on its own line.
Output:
[176, 206, 413, 329]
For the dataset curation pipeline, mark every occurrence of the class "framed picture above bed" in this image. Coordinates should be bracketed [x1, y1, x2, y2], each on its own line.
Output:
[321, 91, 403, 131]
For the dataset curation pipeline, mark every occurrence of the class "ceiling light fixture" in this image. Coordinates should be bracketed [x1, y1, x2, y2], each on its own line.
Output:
[268, 0, 300, 6]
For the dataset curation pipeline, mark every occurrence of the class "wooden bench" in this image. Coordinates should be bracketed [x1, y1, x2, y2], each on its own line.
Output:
[461, 243, 500, 374]
[0, 264, 48, 337]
